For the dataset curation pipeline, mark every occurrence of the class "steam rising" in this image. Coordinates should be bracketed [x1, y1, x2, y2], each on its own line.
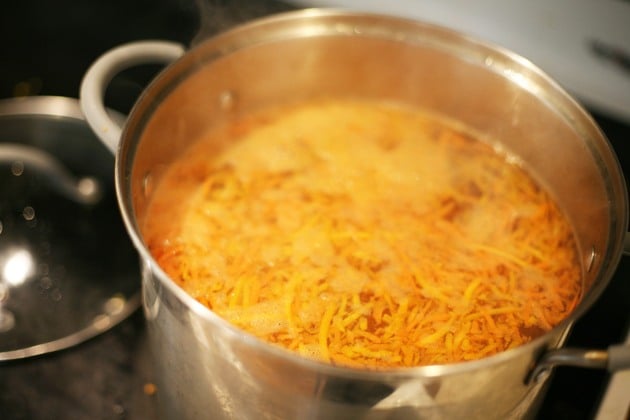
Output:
[192, 0, 293, 46]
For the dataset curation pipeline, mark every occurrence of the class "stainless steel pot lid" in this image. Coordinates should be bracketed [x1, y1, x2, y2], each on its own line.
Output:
[0, 96, 140, 361]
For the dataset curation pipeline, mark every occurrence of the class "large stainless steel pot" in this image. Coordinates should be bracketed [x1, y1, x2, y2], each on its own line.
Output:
[79, 9, 630, 420]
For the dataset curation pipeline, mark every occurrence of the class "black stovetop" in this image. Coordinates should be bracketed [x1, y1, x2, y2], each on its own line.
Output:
[1, 1, 629, 419]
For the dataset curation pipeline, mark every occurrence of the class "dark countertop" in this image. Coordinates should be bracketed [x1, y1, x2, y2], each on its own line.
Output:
[0, 311, 156, 420]
[1, 1, 630, 419]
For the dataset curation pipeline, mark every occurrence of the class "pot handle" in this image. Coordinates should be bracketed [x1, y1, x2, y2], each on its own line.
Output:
[79, 41, 185, 155]
[528, 342, 630, 384]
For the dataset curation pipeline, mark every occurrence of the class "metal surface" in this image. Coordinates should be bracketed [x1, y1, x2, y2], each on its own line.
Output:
[81, 9, 628, 420]
[0, 96, 141, 361]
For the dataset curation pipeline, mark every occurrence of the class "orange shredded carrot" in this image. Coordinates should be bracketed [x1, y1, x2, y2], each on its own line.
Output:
[143, 99, 582, 369]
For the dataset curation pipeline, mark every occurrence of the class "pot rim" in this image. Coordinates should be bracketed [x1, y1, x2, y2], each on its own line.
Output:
[115, 8, 629, 380]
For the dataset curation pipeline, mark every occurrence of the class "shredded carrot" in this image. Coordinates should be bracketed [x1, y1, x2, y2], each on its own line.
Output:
[143, 99, 582, 369]
[319, 303, 336, 363]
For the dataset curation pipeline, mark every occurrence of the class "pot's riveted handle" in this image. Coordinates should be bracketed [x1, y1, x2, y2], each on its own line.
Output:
[528, 343, 630, 384]
[79, 41, 185, 154]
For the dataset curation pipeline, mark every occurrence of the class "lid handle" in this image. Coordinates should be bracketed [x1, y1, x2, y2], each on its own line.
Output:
[0, 143, 101, 205]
